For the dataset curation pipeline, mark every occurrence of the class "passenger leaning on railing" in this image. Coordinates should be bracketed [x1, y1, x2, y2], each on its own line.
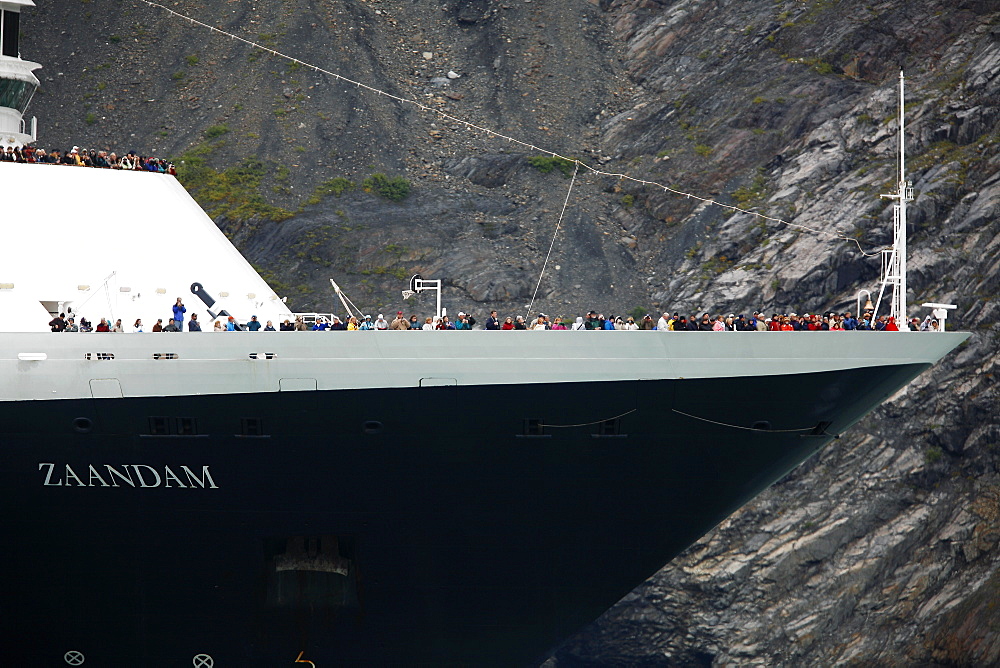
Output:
[45, 305, 949, 334]
[390, 312, 409, 330]
[9, 144, 177, 174]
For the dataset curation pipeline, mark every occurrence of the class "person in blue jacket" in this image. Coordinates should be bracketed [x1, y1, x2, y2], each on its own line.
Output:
[172, 298, 187, 327]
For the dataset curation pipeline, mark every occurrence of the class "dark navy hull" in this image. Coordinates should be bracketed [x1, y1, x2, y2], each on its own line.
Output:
[1, 363, 926, 666]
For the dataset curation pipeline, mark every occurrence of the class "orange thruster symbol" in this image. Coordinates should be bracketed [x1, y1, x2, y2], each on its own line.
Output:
[295, 651, 316, 667]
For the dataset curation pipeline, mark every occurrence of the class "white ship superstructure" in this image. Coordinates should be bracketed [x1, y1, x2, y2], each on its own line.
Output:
[0, 163, 293, 330]
[0, 0, 39, 148]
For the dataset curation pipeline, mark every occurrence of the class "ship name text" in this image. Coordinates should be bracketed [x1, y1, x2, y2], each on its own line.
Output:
[39, 463, 219, 489]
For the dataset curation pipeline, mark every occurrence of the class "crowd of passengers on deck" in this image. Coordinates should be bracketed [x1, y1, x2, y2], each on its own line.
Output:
[1, 144, 174, 173]
[48, 300, 943, 333]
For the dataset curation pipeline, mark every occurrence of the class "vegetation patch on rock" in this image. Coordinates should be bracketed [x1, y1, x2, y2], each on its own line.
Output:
[362, 173, 411, 202]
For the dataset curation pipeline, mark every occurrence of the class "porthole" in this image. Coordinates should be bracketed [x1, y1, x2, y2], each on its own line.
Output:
[592, 418, 627, 439]
[596, 418, 621, 436]
[240, 417, 265, 437]
[523, 418, 546, 436]
[362, 421, 383, 435]
[177, 417, 198, 436]
[72, 417, 93, 434]
[149, 416, 170, 436]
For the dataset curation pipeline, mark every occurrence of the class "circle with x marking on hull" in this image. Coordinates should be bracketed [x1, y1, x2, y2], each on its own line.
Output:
[193, 655, 214, 668]
[64, 651, 85, 665]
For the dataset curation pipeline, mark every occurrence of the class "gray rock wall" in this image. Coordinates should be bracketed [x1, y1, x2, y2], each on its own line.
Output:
[551, 1, 1000, 664]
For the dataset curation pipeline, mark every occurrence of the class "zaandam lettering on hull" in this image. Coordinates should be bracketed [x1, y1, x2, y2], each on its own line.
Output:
[39, 463, 218, 489]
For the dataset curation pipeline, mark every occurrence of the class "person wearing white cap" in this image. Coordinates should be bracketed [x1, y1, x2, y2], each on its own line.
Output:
[374, 314, 389, 330]
[456, 311, 477, 328]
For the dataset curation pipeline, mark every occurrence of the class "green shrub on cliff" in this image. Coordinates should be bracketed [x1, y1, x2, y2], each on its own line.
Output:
[362, 173, 411, 202]
[174, 144, 293, 222]
[528, 155, 578, 178]
[305, 177, 356, 206]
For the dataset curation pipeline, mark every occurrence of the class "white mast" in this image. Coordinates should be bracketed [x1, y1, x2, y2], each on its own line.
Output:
[875, 71, 913, 330]
[894, 70, 909, 328]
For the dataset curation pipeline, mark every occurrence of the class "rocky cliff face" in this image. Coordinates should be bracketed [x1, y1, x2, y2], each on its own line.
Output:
[22, 0, 1000, 664]
[548, 2, 1000, 665]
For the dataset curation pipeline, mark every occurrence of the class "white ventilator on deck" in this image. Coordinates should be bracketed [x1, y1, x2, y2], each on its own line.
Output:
[873, 71, 914, 330]
[0, 0, 40, 148]
[0, 163, 295, 331]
